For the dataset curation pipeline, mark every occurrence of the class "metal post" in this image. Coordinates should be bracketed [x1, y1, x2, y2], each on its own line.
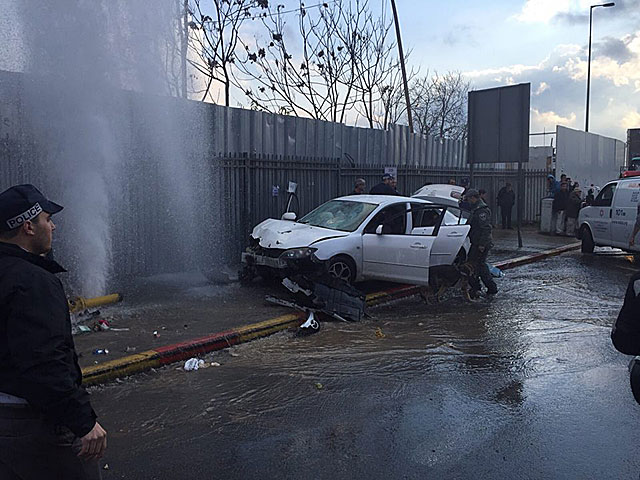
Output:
[585, 3, 615, 132]
[517, 160, 523, 248]
[390, 0, 413, 133]
[585, 6, 594, 132]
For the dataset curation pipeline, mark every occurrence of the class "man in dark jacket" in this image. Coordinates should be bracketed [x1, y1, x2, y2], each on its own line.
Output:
[565, 188, 582, 236]
[496, 183, 515, 229]
[552, 182, 570, 235]
[369, 173, 397, 195]
[0, 184, 106, 479]
[464, 189, 498, 297]
[612, 272, 640, 404]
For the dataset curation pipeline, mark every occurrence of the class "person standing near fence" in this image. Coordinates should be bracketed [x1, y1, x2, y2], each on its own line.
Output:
[369, 173, 397, 195]
[0, 184, 106, 479]
[553, 182, 570, 235]
[350, 178, 366, 195]
[496, 183, 515, 229]
[565, 187, 582, 236]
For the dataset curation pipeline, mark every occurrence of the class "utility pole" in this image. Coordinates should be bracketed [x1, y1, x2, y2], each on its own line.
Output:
[390, 0, 413, 132]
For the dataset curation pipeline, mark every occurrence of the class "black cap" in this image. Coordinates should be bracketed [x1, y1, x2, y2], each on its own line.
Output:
[464, 188, 480, 199]
[0, 184, 63, 232]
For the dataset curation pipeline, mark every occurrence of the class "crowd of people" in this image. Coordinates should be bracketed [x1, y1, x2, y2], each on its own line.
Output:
[546, 173, 600, 236]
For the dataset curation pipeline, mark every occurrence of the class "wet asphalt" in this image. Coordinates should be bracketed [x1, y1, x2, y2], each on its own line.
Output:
[91, 250, 640, 479]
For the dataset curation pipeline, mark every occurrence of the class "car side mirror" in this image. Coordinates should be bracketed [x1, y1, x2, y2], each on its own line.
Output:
[375, 224, 384, 235]
[282, 212, 297, 221]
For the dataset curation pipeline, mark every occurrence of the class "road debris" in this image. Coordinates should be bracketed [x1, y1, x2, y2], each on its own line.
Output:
[375, 327, 386, 339]
[297, 312, 321, 336]
[184, 358, 205, 371]
[315, 382, 324, 390]
[93, 349, 109, 355]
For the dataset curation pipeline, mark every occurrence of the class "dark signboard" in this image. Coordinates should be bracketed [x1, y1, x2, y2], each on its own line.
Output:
[467, 83, 530, 164]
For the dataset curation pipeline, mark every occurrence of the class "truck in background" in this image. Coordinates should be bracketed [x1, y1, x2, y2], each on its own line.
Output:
[622, 128, 640, 177]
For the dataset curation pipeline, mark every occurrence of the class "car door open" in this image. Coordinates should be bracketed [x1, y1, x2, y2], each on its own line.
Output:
[429, 206, 470, 266]
[362, 203, 434, 285]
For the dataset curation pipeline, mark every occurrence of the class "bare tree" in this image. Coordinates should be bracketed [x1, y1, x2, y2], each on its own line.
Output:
[234, 1, 365, 121]
[410, 71, 469, 139]
[347, 4, 400, 128]
[187, 0, 268, 105]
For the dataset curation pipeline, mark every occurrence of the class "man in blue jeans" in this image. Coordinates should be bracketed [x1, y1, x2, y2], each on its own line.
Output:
[0, 184, 106, 479]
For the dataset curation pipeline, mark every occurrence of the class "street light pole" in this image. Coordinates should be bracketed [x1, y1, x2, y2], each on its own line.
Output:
[585, 2, 614, 132]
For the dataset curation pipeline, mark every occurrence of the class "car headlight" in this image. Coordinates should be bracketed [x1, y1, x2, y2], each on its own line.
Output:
[280, 247, 317, 260]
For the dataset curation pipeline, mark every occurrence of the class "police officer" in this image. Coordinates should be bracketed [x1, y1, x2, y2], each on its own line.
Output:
[612, 272, 640, 404]
[463, 188, 498, 297]
[0, 184, 106, 479]
[369, 173, 398, 195]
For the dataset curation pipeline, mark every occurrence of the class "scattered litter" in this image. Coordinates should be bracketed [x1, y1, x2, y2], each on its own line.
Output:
[110, 328, 130, 332]
[229, 351, 240, 357]
[418, 323, 424, 327]
[315, 382, 324, 390]
[375, 327, 386, 339]
[153, 331, 160, 338]
[103, 464, 109, 470]
[77, 325, 91, 333]
[126, 346, 137, 352]
[184, 358, 205, 371]
[297, 312, 320, 336]
[97, 319, 110, 331]
[210, 362, 221, 367]
[487, 263, 505, 278]
[93, 349, 109, 355]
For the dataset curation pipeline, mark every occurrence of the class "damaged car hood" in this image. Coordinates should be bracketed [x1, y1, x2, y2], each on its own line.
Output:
[251, 219, 349, 249]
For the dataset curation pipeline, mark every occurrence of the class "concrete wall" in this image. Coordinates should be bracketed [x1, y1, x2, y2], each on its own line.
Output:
[555, 125, 625, 188]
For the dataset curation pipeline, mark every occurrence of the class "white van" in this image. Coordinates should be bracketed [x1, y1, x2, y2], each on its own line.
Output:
[577, 177, 640, 253]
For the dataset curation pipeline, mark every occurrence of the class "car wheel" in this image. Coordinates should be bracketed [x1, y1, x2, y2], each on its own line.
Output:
[327, 255, 356, 284]
[581, 227, 595, 254]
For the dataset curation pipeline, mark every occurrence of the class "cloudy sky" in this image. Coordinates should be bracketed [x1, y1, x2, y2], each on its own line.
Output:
[233, 0, 639, 143]
[399, 0, 640, 142]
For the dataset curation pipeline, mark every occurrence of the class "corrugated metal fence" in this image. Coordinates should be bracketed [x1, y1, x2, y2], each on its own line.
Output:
[219, 153, 549, 261]
[211, 105, 468, 167]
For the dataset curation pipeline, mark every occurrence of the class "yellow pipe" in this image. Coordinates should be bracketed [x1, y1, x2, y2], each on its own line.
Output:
[68, 293, 122, 313]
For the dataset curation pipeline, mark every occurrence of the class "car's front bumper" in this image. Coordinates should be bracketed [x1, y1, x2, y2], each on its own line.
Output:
[241, 251, 287, 269]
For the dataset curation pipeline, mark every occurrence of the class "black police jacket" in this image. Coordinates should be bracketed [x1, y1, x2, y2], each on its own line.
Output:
[369, 182, 397, 195]
[0, 242, 96, 437]
[468, 200, 493, 247]
[612, 272, 640, 356]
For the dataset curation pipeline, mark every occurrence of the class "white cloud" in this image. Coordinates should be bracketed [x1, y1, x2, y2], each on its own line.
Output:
[464, 32, 640, 140]
[514, 0, 593, 23]
[622, 110, 640, 130]
[514, 0, 572, 23]
[531, 108, 577, 131]
[535, 82, 550, 95]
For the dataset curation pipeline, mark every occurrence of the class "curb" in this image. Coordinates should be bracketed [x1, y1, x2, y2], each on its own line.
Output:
[82, 242, 580, 386]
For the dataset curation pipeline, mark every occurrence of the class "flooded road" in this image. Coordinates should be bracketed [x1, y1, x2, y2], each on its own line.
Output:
[92, 251, 640, 479]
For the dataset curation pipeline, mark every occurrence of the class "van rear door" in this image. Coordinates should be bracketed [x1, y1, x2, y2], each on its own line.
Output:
[611, 180, 640, 249]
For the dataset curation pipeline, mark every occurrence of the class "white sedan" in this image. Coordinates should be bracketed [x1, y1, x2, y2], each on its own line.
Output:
[241, 187, 470, 286]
